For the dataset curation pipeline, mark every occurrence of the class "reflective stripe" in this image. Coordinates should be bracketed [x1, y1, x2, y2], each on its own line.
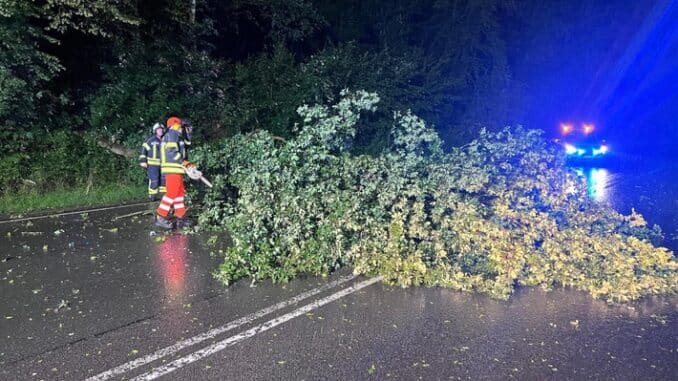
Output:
[161, 196, 173, 203]
[174, 197, 185, 202]
[159, 203, 171, 211]
[162, 168, 185, 175]
[143, 143, 151, 150]
[174, 203, 185, 209]
[162, 163, 185, 174]
[160, 129, 188, 173]
[147, 159, 161, 165]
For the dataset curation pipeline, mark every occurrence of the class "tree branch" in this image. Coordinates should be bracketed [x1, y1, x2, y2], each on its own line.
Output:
[246, 129, 287, 143]
[74, 131, 136, 159]
[95, 139, 136, 158]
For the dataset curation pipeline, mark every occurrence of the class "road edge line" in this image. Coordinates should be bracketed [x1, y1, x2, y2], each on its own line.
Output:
[0, 202, 152, 225]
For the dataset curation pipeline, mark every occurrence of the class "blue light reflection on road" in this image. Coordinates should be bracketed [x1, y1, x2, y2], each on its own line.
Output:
[569, 162, 678, 253]
[572, 167, 610, 203]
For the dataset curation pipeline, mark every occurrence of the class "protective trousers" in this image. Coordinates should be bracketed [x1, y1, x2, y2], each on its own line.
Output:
[147, 165, 166, 199]
[157, 174, 186, 218]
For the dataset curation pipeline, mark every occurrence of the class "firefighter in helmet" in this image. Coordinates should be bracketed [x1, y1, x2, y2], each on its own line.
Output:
[155, 116, 195, 229]
[139, 123, 166, 201]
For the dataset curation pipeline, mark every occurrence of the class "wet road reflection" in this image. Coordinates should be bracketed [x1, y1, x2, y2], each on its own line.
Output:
[156, 233, 188, 300]
[155, 233, 191, 339]
[572, 160, 678, 251]
[573, 167, 611, 203]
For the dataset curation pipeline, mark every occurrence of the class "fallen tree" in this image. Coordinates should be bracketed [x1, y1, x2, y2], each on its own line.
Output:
[73, 131, 136, 159]
[191, 90, 677, 303]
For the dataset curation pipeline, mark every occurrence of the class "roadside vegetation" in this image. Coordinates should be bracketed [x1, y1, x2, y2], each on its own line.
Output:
[2, 1, 645, 203]
[0, 183, 145, 215]
[193, 91, 677, 303]
[2, 1, 675, 302]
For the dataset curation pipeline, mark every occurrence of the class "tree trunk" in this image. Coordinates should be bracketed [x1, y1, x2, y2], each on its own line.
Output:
[94, 139, 136, 159]
[85, 168, 94, 195]
[74, 131, 136, 159]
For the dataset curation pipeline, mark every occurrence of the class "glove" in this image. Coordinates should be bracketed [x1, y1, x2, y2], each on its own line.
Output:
[140, 163, 148, 169]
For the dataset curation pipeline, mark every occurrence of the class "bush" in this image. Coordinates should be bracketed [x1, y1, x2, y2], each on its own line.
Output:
[0, 128, 136, 195]
[193, 91, 677, 302]
[88, 47, 229, 147]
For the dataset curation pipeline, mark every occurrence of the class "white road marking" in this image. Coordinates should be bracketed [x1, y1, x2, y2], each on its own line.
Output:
[132, 276, 383, 381]
[85, 275, 357, 381]
[0, 202, 152, 225]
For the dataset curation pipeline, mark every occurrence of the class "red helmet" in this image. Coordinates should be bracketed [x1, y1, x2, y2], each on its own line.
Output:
[166, 116, 182, 128]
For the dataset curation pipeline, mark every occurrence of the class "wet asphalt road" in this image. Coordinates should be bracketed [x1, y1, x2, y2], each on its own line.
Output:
[572, 159, 678, 252]
[1, 162, 677, 381]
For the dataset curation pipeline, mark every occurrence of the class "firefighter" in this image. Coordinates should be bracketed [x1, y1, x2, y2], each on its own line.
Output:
[155, 116, 195, 229]
[139, 123, 166, 201]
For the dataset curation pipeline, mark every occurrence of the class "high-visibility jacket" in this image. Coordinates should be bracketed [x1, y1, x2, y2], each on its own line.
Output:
[160, 128, 187, 175]
[139, 135, 162, 166]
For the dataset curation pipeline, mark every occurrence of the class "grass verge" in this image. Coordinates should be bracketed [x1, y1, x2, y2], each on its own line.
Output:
[0, 183, 147, 215]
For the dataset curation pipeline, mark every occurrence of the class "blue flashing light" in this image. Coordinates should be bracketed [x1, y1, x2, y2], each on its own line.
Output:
[592, 144, 609, 156]
[565, 144, 578, 155]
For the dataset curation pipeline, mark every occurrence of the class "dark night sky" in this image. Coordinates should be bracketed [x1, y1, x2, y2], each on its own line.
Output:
[507, 0, 677, 155]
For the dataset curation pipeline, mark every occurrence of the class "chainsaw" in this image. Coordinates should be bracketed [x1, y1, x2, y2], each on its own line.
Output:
[183, 164, 213, 188]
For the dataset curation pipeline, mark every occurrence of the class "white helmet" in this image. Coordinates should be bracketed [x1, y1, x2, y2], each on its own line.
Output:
[151, 122, 165, 134]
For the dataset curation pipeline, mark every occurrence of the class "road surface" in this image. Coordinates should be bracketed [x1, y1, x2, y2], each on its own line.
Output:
[1, 161, 677, 380]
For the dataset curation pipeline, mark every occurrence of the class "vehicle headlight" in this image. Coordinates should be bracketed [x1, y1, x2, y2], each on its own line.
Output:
[592, 144, 609, 156]
[565, 144, 577, 155]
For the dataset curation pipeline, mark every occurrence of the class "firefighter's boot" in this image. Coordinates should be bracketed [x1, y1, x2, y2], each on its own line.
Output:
[155, 215, 174, 230]
[176, 218, 191, 229]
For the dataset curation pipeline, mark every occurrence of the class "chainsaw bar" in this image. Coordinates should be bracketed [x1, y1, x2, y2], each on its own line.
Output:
[182, 165, 213, 188]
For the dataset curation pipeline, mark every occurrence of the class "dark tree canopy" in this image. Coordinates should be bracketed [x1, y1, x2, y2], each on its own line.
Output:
[0, 0, 665, 192]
